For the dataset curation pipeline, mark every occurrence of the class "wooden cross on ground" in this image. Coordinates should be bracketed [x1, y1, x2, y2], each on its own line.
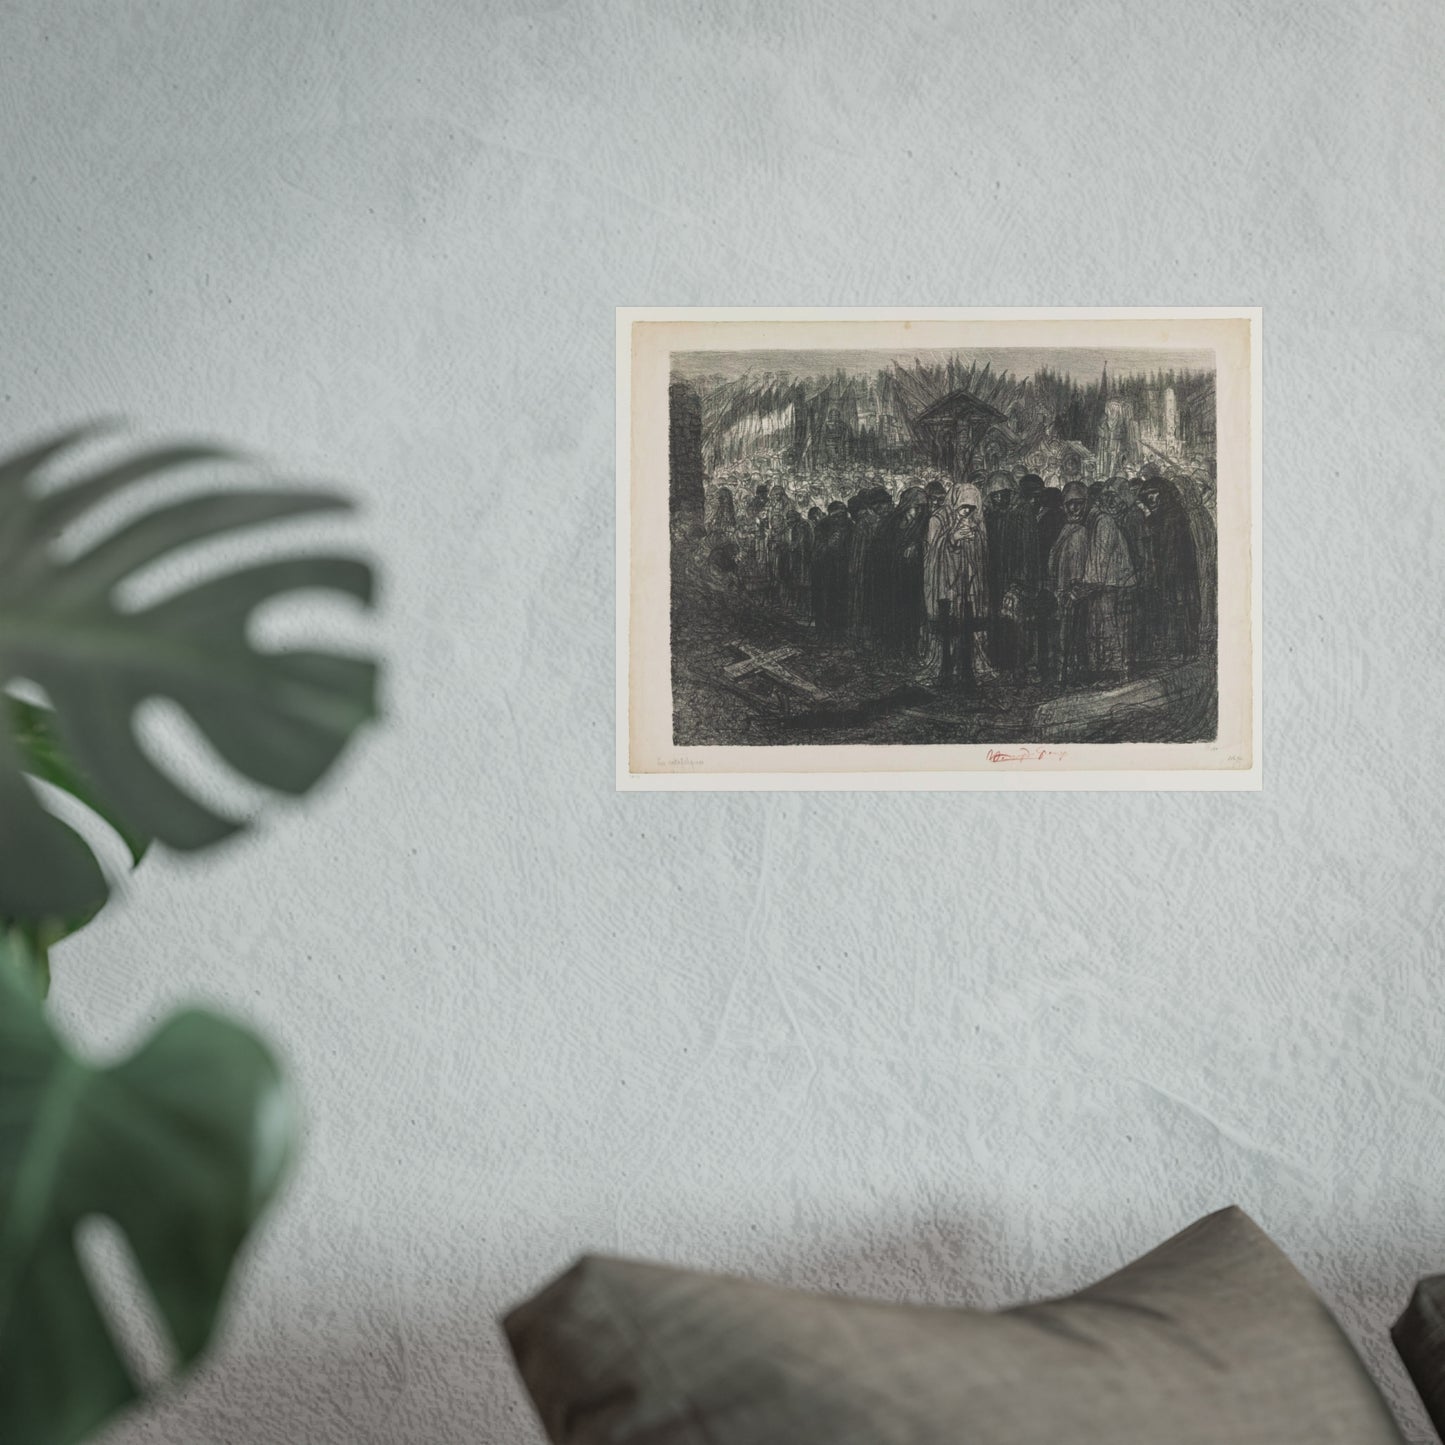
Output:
[723, 641, 829, 702]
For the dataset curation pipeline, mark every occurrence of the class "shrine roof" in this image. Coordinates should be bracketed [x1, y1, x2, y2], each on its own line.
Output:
[911, 388, 1008, 427]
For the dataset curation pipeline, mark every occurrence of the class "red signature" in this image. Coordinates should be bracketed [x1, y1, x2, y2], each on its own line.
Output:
[986, 746, 1068, 764]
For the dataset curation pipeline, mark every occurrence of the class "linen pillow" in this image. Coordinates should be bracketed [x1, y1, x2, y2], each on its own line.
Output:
[504, 1206, 1405, 1445]
[1394, 1275, 1445, 1441]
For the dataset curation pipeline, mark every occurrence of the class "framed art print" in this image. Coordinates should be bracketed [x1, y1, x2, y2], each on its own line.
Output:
[618, 307, 1260, 791]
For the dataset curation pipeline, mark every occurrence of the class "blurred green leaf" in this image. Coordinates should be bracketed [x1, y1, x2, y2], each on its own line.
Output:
[9, 698, 150, 868]
[5, 699, 148, 957]
[0, 425, 378, 923]
[0, 924, 49, 1000]
[0, 944, 295, 1445]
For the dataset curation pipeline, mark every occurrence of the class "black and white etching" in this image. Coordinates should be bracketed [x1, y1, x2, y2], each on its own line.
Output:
[668, 347, 1221, 747]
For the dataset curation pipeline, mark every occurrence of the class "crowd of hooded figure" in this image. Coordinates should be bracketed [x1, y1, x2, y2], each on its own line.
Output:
[689, 466, 1215, 686]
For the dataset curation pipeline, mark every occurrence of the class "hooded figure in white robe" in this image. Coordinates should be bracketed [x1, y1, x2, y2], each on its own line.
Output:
[924, 481, 987, 623]
[922, 481, 993, 680]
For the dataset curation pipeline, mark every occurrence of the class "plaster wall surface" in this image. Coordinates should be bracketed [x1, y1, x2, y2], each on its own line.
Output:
[1, 2, 1441, 1440]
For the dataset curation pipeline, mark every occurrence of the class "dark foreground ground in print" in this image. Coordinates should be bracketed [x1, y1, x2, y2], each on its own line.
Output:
[672, 576, 1216, 749]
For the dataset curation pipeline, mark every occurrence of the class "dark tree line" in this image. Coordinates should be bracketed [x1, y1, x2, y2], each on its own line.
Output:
[687, 359, 1215, 469]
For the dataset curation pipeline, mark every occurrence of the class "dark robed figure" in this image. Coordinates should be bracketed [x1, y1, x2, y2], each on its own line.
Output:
[1139, 477, 1200, 662]
[811, 501, 852, 637]
[983, 474, 1040, 675]
[877, 486, 930, 659]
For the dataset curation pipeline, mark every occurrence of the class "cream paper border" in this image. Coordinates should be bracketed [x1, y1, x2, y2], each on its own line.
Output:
[617, 307, 1261, 792]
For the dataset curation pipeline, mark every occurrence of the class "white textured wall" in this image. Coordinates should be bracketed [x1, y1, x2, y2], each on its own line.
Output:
[4, 2, 1443, 1441]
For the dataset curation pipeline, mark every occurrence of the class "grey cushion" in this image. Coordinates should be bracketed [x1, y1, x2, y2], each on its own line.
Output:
[504, 1206, 1405, 1445]
[1394, 1275, 1445, 1441]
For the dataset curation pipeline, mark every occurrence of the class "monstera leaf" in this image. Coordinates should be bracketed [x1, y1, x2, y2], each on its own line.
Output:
[4, 698, 152, 995]
[0, 934, 295, 1445]
[0, 425, 377, 925]
[9, 696, 150, 870]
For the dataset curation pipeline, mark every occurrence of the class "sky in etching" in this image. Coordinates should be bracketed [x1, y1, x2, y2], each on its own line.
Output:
[670, 347, 1215, 384]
